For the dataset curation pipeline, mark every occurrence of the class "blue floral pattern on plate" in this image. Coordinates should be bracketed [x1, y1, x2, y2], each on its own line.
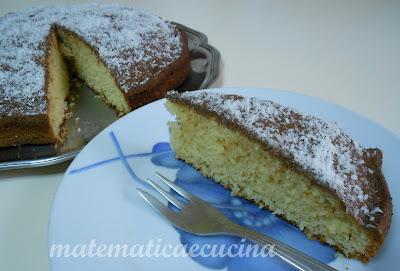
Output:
[69, 132, 336, 270]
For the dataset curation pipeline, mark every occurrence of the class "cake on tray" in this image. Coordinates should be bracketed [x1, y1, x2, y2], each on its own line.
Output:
[166, 90, 392, 262]
[0, 4, 190, 147]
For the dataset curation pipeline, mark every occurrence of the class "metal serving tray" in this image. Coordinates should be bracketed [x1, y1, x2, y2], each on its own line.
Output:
[0, 23, 220, 170]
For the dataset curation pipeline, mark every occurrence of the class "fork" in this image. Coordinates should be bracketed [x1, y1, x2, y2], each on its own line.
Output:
[137, 172, 337, 271]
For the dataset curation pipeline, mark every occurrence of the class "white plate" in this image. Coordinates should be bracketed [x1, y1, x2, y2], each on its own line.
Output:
[49, 88, 399, 271]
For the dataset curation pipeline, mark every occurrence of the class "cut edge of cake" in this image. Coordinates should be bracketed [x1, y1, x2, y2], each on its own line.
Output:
[165, 90, 393, 262]
[57, 26, 131, 115]
[46, 26, 70, 145]
[0, 27, 71, 147]
[56, 25, 190, 115]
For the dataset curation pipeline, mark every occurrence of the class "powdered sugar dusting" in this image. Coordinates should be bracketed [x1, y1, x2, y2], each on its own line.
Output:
[0, 4, 182, 116]
[168, 90, 385, 225]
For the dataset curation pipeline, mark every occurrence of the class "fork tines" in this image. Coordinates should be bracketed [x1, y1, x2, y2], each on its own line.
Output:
[137, 172, 203, 215]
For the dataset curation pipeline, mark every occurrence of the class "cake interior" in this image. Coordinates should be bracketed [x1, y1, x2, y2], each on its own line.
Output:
[46, 30, 70, 142]
[167, 101, 376, 260]
[43, 26, 132, 143]
[57, 27, 130, 114]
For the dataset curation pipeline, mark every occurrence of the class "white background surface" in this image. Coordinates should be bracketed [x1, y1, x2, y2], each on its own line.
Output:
[0, 1, 399, 270]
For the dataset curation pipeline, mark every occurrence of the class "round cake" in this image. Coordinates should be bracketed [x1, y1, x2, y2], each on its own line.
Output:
[0, 4, 190, 147]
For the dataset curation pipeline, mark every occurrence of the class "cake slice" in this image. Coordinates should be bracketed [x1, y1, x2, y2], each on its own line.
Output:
[0, 4, 190, 147]
[166, 90, 392, 262]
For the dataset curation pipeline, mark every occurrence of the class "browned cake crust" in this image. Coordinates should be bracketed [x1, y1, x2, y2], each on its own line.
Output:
[357, 148, 392, 261]
[0, 115, 55, 146]
[167, 90, 393, 262]
[122, 30, 190, 111]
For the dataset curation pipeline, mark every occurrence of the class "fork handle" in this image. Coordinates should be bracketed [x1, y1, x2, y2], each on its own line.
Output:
[226, 224, 337, 271]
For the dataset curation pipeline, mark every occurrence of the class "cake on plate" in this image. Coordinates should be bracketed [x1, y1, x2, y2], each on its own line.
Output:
[0, 4, 190, 147]
[166, 90, 392, 262]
